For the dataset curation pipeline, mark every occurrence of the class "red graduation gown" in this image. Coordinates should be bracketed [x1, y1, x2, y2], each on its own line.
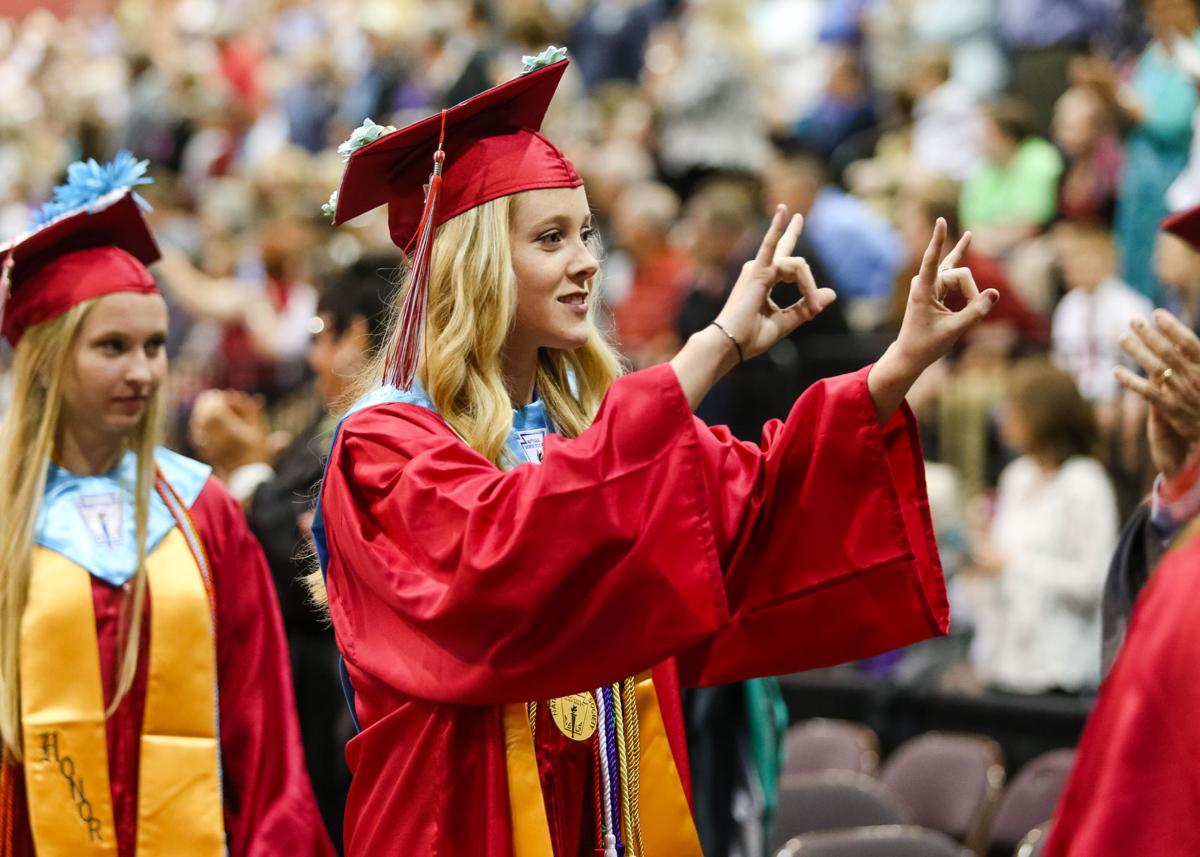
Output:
[10, 478, 335, 857]
[319, 363, 948, 856]
[1045, 526, 1200, 856]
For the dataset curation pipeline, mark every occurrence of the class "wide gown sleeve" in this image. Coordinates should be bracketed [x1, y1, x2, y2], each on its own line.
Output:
[1045, 535, 1200, 857]
[192, 480, 336, 857]
[320, 363, 946, 706]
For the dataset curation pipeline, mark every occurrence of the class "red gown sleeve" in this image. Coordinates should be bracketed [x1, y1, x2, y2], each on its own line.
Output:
[1045, 536, 1200, 857]
[321, 363, 946, 707]
[191, 479, 336, 857]
[675, 364, 947, 686]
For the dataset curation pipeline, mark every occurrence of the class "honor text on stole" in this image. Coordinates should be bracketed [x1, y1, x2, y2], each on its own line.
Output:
[37, 730, 105, 843]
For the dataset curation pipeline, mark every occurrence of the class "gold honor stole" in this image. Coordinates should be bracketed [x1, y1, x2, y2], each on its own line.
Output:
[503, 673, 703, 857]
[18, 474, 225, 856]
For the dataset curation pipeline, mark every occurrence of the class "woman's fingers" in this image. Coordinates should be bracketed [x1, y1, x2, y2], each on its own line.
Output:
[776, 256, 822, 304]
[772, 213, 805, 263]
[916, 218, 948, 294]
[1115, 365, 1167, 407]
[754, 205, 788, 267]
[1132, 318, 1189, 376]
[1153, 308, 1200, 363]
[940, 230, 973, 270]
[938, 267, 981, 301]
[1119, 330, 1170, 376]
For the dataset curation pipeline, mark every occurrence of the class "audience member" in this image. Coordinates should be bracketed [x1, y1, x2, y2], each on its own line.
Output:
[607, 181, 691, 368]
[1076, 0, 1200, 299]
[960, 97, 1064, 256]
[1052, 86, 1123, 225]
[906, 49, 983, 181]
[968, 359, 1117, 694]
[764, 149, 904, 328]
[1051, 221, 1154, 415]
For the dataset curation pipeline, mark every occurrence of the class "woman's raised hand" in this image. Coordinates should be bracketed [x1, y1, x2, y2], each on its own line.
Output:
[896, 218, 998, 370]
[867, 218, 998, 422]
[712, 205, 837, 360]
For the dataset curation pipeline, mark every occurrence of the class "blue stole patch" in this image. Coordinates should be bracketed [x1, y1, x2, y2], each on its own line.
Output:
[35, 448, 211, 587]
[312, 381, 554, 730]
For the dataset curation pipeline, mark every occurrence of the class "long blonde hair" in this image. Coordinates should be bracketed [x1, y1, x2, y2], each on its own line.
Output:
[306, 191, 624, 608]
[0, 300, 162, 760]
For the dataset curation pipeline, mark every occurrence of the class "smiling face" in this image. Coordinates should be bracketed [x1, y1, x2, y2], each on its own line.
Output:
[59, 291, 168, 442]
[507, 185, 600, 354]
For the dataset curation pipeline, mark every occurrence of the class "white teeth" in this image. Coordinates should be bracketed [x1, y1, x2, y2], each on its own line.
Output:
[560, 294, 586, 305]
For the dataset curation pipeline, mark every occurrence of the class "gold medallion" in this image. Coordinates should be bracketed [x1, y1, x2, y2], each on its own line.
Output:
[547, 692, 599, 742]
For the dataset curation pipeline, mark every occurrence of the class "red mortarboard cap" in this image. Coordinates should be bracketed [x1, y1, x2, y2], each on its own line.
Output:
[332, 57, 582, 245]
[0, 189, 160, 345]
[1163, 204, 1200, 253]
[329, 51, 583, 389]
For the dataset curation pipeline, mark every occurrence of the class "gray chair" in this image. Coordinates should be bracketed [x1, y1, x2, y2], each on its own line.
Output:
[783, 718, 880, 780]
[879, 732, 1006, 852]
[769, 771, 912, 852]
[987, 749, 1073, 857]
[1015, 822, 1051, 857]
[776, 825, 976, 857]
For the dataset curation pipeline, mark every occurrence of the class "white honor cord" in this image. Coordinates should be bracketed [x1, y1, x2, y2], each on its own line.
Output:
[595, 688, 618, 857]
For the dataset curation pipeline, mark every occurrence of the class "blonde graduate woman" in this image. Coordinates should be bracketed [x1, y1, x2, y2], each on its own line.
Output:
[311, 50, 1001, 857]
[0, 155, 335, 857]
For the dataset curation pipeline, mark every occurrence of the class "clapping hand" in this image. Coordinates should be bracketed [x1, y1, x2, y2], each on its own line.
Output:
[1116, 309, 1200, 476]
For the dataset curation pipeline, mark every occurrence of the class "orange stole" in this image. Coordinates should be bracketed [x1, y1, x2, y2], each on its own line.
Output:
[502, 674, 703, 856]
[19, 527, 225, 856]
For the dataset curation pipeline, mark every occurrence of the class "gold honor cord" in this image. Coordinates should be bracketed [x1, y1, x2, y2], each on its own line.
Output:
[610, 684, 633, 854]
[621, 676, 645, 856]
[20, 493, 224, 855]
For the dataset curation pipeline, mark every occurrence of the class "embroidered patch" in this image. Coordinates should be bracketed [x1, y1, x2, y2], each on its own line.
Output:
[516, 428, 547, 464]
[75, 493, 123, 549]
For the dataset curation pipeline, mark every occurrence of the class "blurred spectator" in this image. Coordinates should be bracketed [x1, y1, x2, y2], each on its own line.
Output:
[1000, 0, 1122, 136]
[764, 148, 904, 329]
[906, 48, 983, 181]
[1166, 29, 1200, 210]
[908, 0, 1008, 98]
[159, 218, 319, 397]
[1052, 86, 1123, 225]
[606, 181, 691, 368]
[567, 0, 665, 89]
[792, 47, 878, 167]
[968, 358, 1118, 694]
[1076, 0, 1200, 299]
[1156, 228, 1200, 322]
[189, 256, 400, 848]
[1050, 221, 1154, 410]
[960, 97, 1064, 256]
[643, 0, 770, 196]
[747, 0, 829, 131]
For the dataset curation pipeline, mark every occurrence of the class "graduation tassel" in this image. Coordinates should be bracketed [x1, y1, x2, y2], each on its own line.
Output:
[0, 253, 14, 344]
[384, 111, 447, 389]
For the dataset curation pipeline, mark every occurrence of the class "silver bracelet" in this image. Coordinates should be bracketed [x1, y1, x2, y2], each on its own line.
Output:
[708, 321, 744, 364]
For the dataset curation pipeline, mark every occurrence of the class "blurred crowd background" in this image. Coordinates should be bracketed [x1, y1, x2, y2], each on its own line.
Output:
[1, 0, 1195, 850]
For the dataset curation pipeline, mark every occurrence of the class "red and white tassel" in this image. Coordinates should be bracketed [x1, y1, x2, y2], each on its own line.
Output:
[384, 112, 448, 390]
